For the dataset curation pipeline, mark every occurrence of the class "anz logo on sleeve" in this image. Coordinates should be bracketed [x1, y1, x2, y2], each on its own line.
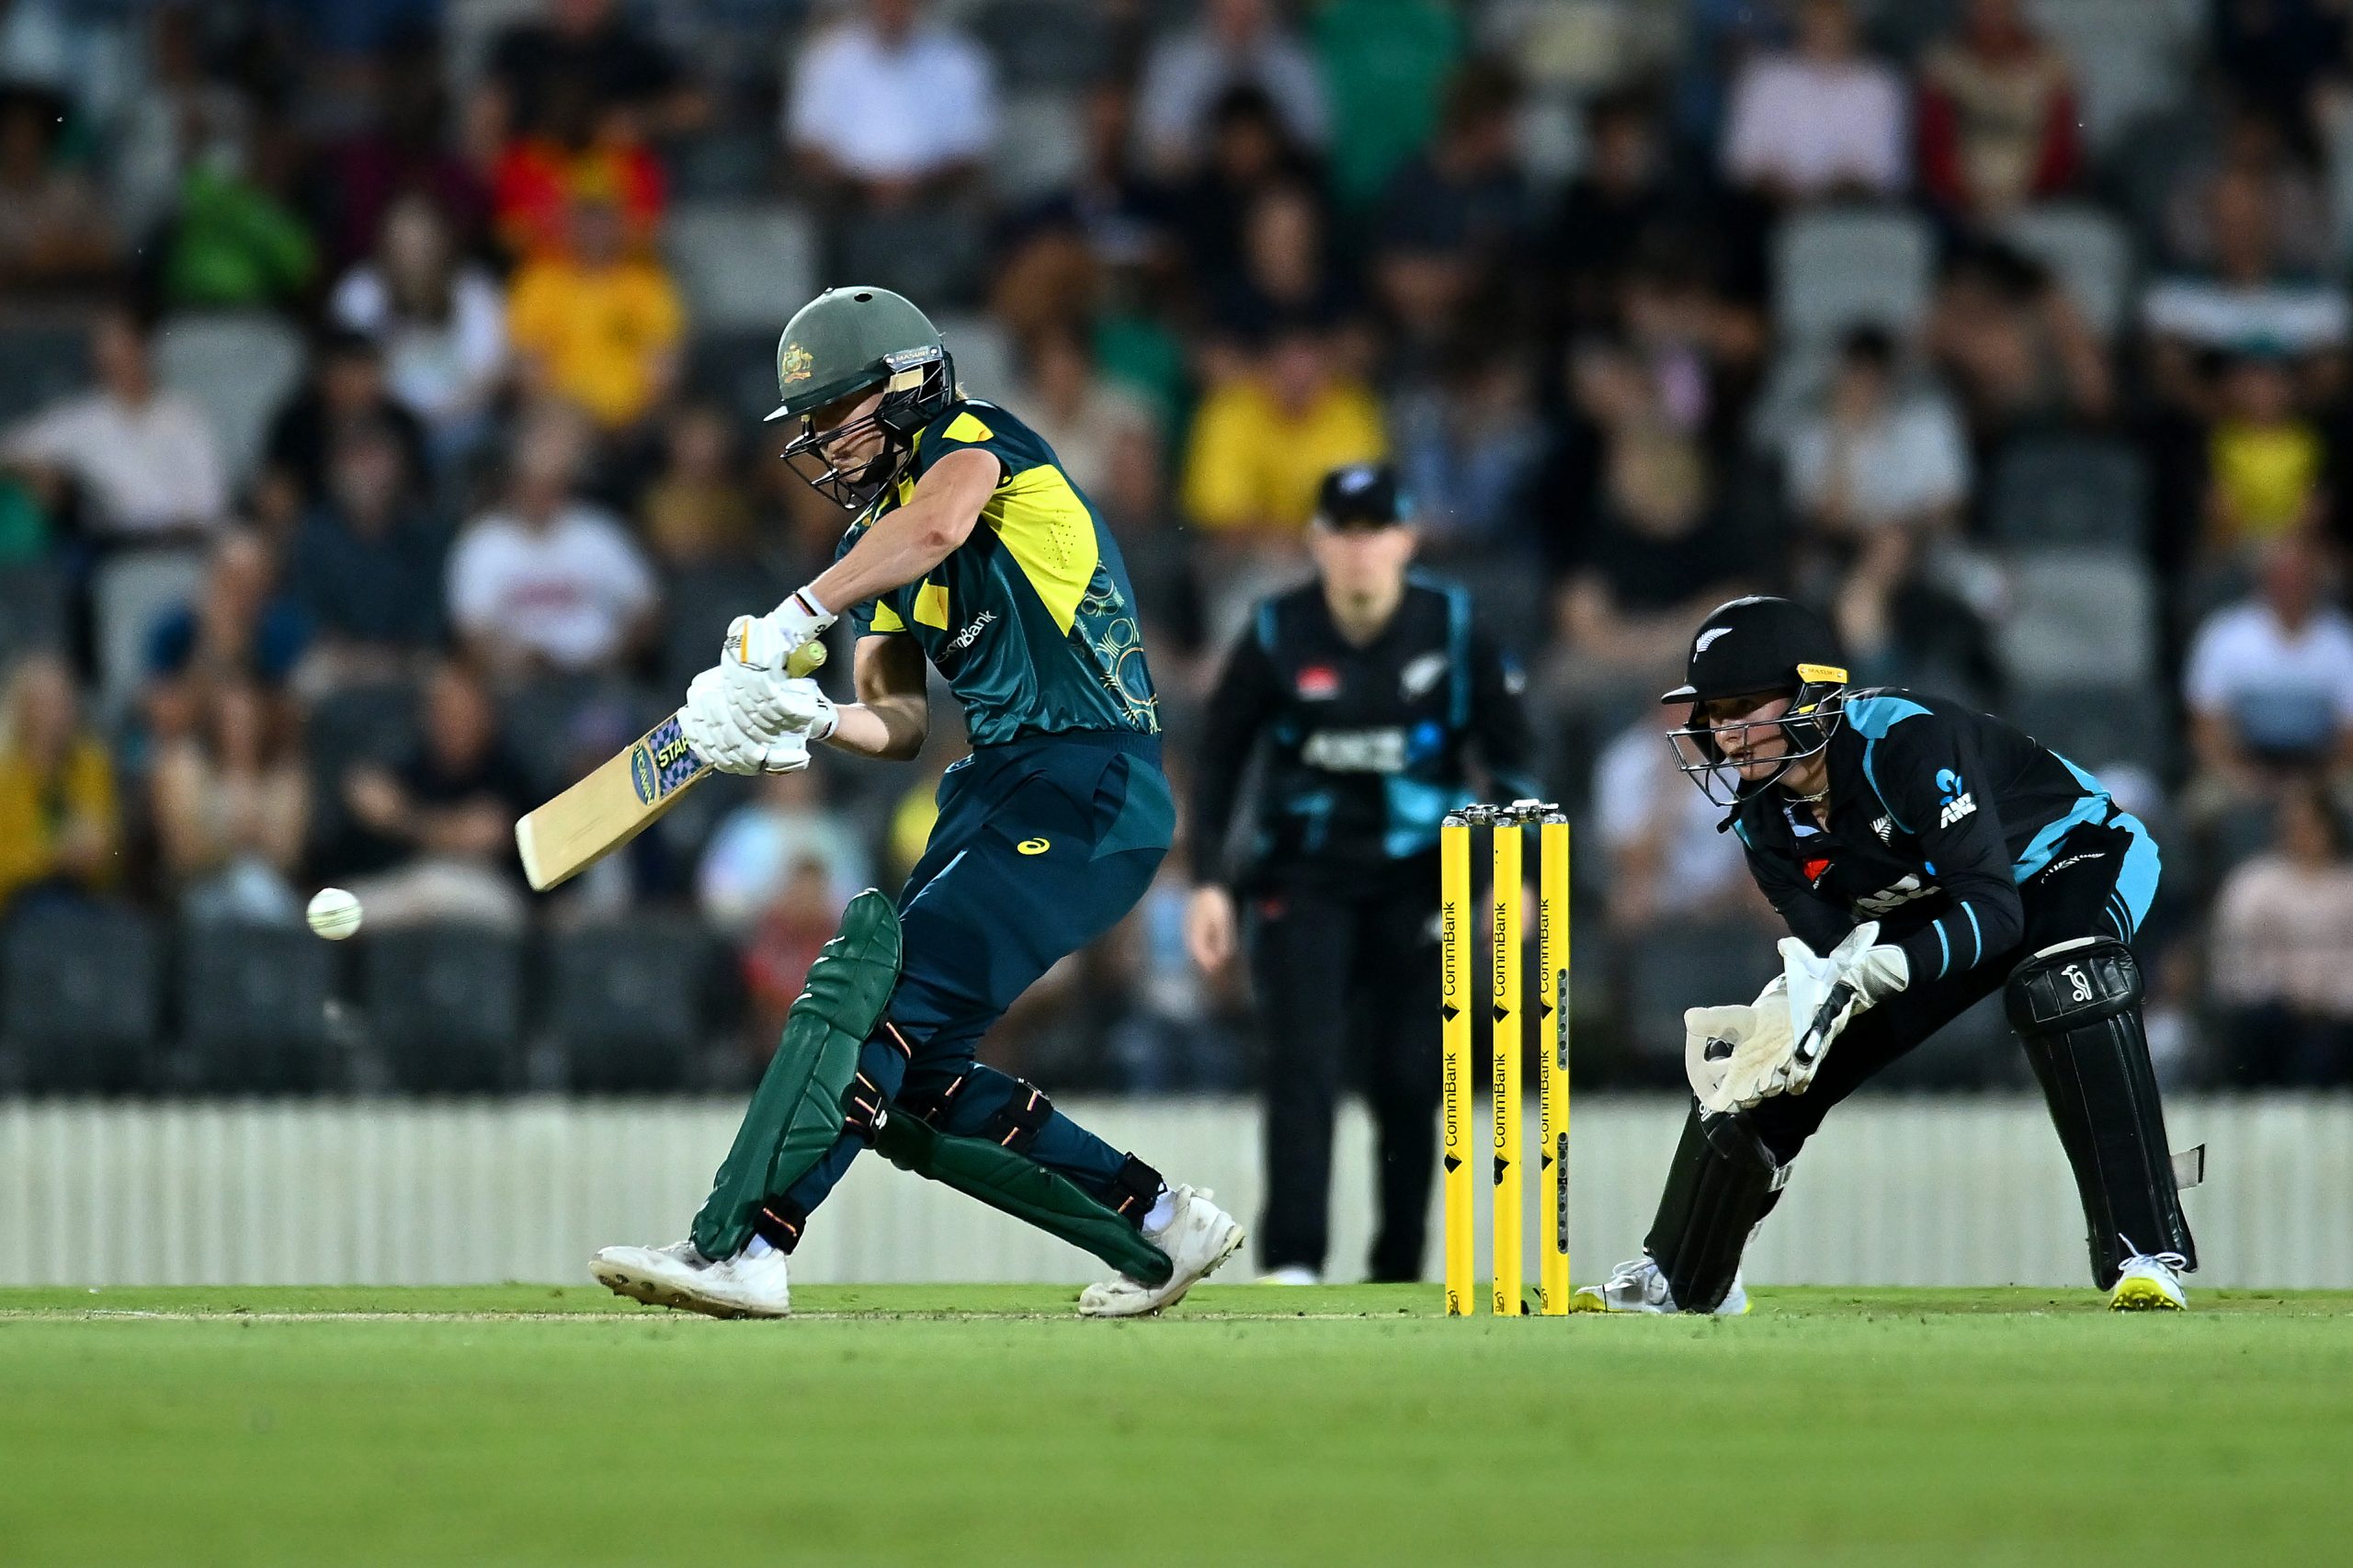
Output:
[1936, 768, 1976, 830]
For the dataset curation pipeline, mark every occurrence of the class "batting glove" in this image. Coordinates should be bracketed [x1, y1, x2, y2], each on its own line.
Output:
[683, 666, 811, 775]
[719, 590, 835, 738]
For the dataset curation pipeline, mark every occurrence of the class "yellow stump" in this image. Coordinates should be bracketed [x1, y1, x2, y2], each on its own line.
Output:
[1537, 816, 1572, 1314]
[1439, 816, 1474, 1315]
[1490, 817, 1523, 1317]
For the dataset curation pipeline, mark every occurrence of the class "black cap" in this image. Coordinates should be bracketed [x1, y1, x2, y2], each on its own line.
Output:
[1313, 462, 1405, 529]
[1662, 596, 1846, 706]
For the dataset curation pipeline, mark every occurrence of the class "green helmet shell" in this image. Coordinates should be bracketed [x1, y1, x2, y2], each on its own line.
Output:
[765, 286, 948, 424]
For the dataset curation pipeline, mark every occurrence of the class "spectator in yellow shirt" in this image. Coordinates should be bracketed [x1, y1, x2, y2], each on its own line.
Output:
[0, 653, 119, 916]
[1182, 319, 1386, 541]
[507, 189, 685, 430]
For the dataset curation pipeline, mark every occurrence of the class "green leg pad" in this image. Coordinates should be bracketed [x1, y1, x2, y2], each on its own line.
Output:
[691, 890, 904, 1259]
[872, 1112, 1175, 1287]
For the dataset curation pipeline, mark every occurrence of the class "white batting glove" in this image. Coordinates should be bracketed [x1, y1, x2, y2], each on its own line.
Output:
[720, 591, 834, 737]
[767, 676, 838, 742]
[682, 667, 810, 776]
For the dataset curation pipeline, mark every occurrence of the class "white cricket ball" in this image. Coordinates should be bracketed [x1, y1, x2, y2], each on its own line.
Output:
[306, 887, 364, 940]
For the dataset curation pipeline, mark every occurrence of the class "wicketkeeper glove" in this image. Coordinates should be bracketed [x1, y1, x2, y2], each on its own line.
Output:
[1775, 921, 1909, 1097]
[1685, 971, 1794, 1116]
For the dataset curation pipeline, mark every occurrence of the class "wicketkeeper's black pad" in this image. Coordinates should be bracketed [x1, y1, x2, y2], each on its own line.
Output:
[2005, 937, 2197, 1289]
[1646, 1104, 1786, 1312]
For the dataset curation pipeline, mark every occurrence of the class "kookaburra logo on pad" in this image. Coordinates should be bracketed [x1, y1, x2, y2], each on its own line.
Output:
[2063, 964, 2093, 1004]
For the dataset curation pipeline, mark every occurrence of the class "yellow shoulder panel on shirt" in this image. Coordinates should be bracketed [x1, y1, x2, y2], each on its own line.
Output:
[869, 597, 907, 633]
[989, 464, 1098, 634]
[914, 581, 950, 630]
[943, 411, 995, 445]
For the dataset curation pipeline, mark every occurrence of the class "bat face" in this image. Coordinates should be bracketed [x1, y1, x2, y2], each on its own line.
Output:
[516, 640, 825, 892]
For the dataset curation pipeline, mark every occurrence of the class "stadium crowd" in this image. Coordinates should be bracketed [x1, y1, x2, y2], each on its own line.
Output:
[4, 0, 2353, 1094]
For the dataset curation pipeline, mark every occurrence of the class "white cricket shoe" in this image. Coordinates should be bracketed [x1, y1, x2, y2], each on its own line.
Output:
[1571, 1255, 1749, 1315]
[2109, 1251, 2188, 1312]
[1078, 1185, 1245, 1317]
[591, 1239, 792, 1319]
[1256, 1266, 1319, 1286]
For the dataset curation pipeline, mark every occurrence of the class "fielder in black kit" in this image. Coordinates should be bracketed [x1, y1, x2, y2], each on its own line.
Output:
[1582, 596, 2200, 1314]
[1187, 464, 1540, 1284]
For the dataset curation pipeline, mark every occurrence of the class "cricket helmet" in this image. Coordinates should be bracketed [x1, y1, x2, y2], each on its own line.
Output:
[1662, 596, 1849, 807]
[768, 286, 958, 509]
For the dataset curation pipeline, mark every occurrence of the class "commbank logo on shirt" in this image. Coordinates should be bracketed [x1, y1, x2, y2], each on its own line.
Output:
[948, 610, 996, 652]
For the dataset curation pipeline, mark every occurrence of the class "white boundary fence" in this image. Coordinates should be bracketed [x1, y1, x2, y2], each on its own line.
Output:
[2, 1094, 2347, 1289]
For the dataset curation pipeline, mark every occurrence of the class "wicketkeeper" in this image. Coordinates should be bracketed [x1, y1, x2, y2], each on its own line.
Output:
[592, 286, 1243, 1318]
[1580, 596, 2200, 1313]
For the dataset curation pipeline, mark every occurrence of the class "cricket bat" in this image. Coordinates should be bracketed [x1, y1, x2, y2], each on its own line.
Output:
[515, 641, 826, 892]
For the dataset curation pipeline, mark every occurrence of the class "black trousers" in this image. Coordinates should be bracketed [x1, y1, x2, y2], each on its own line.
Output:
[1245, 881, 1438, 1280]
[1745, 818, 2160, 1161]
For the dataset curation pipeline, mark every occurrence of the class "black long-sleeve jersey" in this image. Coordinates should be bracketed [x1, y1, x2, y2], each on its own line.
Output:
[1728, 689, 2159, 983]
[1192, 573, 1541, 893]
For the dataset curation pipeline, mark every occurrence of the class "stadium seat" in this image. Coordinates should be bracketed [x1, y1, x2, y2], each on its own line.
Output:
[992, 93, 1088, 202]
[0, 316, 92, 427]
[665, 202, 817, 334]
[363, 925, 526, 1093]
[1772, 208, 1934, 343]
[0, 562, 68, 661]
[152, 312, 305, 486]
[89, 546, 207, 718]
[176, 921, 337, 1093]
[543, 917, 710, 1091]
[2006, 684, 2175, 779]
[1986, 436, 2149, 549]
[0, 905, 159, 1093]
[1999, 204, 2135, 338]
[836, 209, 986, 310]
[2025, 0, 2201, 152]
[969, 0, 1116, 91]
[1995, 547, 2158, 688]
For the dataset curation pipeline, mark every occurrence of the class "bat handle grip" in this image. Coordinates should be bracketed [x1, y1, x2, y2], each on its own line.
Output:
[784, 639, 828, 678]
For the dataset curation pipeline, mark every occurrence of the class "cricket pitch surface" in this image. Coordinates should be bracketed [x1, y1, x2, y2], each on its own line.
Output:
[6, 1284, 2348, 1566]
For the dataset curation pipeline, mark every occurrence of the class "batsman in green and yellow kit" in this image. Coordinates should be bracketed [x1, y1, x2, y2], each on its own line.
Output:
[593, 287, 1244, 1317]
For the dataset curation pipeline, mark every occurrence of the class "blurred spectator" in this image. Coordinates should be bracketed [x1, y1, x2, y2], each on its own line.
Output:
[306, 32, 490, 272]
[2212, 1, 2344, 139]
[1915, 0, 2080, 221]
[162, 118, 318, 310]
[1009, 324, 1159, 506]
[1003, 79, 1171, 274]
[1207, 182, 1360, 369]
[337, 660, 530, 931]
[1389, 340, 1541, 554]
[2161, 111, 2331, 278]
[1137, 0, 1326, 176]
[2209, 777, 2353, 1085]
[0, 81, 117, 294]
[1181, 321, 1386, 542]
[1786, 327, 1972, 665]
[1, 304, 224, 541]
[1548, 343, 1757, 687]
[1370, 60, 1527, 361]
[1165, 84, 1317, 292]
[490, 63, 667, 262]
[483, 0, 698, 148]
[2205, 353, 2327, 559]
[108, 6, 248, 240]
[260, 331, 429, 521]
[697, 769, 871, 937]
[1619, 244, 1768, 453]
[1546, 93, 1675, 335]
[1722, 0, 1908, 202]
[1092, 419, 1205, 663]
[507, 187, 684, 431]
[787, 0, 996, 205]
[1925, 241, 2112, 441]
[447, 403, 657, 676]
[151, 677, 308, 925]
[0, 653, 119, 917]
[2143, 165, 2347, 379]
[1595, 701, 1766, 932]
[144, 529, 312, 741]
[1313, 0, 1461, 210]
[289, 422, 447, 683]
[2183, 532, 2353, 802]
[640, 402, 757, 569]
[328, 194, 508, 464]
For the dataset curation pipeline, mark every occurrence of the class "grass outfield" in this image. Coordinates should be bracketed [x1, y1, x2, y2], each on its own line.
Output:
[4, 1286, 2348, 1567]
